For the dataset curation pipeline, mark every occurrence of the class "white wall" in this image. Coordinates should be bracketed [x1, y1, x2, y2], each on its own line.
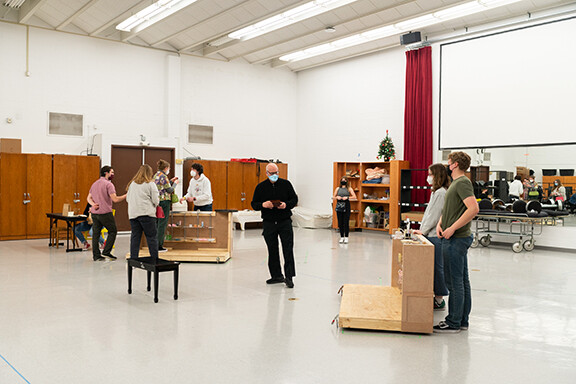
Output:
[295, 48, 407, 212]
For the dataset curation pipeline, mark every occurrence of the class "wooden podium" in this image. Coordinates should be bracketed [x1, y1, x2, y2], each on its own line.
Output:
[339, 234, 434, 333]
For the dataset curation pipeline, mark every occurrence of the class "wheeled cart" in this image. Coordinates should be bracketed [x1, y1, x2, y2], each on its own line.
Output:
[471, 214, 544, 253]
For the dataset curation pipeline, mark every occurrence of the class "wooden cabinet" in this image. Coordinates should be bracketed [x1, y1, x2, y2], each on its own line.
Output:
[53, 155, 100, 215]
[332, 160, 408, 234]
[182, 160, 289, 211]
[0, 153, 53, 240]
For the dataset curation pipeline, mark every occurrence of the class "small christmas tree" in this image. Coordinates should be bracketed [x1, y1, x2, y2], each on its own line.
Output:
[377, 130, 395, 161]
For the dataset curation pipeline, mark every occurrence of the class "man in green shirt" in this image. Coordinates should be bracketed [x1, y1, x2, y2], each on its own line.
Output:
[434, 152, 479, 333]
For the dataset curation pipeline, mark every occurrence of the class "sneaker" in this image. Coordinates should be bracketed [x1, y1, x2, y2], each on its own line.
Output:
[285, 277, 294, 288]
[93, 256, 105, 261]
[434, 298, 446, 311]
[460, 325, 469, 331]
[158, 247, 168, 253]
[102, 252, 117, 260]
[83, 242, 91, 251]
[433, 321, 461, 333]
[266, 277, 285, 285]
[339, 238, 345, 244]
[343, 237, 349, 244]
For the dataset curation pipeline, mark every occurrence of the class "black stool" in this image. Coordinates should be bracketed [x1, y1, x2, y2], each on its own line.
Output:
[127, 257, 180, 303]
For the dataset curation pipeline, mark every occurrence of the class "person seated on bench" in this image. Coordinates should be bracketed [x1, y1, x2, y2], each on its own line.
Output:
[74, 203, 106, 251]
[550, 179, 566, 202]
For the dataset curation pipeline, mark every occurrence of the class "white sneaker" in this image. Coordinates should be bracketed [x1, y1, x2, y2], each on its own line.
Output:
[344, 237, 349, 244]
[339, 238, 345, 244]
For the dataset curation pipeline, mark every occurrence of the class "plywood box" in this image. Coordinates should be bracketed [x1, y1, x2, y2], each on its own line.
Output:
[401, 211, 424, 223]
[516, 166, 530, 179]
[0, 138, 21, 153]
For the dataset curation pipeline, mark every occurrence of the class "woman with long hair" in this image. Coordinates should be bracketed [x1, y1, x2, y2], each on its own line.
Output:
[332, 177, 357, 244]
[127, 164, 160, 259]
[154, 159, 179, 252]
[413, 163, 451, 311]
[550, 178, 566, 201]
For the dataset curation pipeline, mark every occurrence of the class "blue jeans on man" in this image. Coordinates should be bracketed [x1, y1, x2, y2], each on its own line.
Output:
[442, 235, 473, 328]
[74, 221, 105, 245]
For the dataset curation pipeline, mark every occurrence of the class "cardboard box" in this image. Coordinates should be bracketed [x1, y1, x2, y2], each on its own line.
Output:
[516, 166, 530, 180]
[0, 138, 21, 153]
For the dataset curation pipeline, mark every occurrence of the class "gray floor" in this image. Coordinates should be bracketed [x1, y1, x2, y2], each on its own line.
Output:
[0, 228, 575, 384]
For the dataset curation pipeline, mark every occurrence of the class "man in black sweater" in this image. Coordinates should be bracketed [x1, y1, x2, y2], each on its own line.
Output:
[251, 163, 299, 288]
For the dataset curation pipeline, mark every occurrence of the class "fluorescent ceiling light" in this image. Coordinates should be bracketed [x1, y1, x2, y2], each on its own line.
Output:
[280, 0, 522, 62]
[3, 0, 26, 8]
[116, 0, 199, 33]
[228, 0, 360, 41]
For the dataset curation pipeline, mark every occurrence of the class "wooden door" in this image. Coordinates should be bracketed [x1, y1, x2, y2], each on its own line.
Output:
[76, 156, 100, 213]
[26, 154, 53, 238]
[227, 161, 245, 210]
[111, 146, 144, 231]
[144, 148, 175, 177]
[53, 155, 78, 215]
[242, 163, 259, 210]
[0, 153, 27, 239]
[203, 160, 227, 210]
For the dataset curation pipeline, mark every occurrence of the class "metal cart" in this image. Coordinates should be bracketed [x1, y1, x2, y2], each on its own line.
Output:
[471, 214, 545, 253]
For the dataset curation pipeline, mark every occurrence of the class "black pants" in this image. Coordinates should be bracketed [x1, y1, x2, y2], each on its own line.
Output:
[130, 216, 159, 259]
[262, 219, 295, 278]
[336, 210, 351, 237]
[92, 212, 117, 259]
[156, 200, 171, 248]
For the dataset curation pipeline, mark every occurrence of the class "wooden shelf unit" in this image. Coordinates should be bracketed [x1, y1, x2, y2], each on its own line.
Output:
[339, 235, 434, 334]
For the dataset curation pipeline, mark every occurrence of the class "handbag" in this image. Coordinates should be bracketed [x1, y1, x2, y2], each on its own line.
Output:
[171, 193, 179, 204]
[156, 205, 165, 218]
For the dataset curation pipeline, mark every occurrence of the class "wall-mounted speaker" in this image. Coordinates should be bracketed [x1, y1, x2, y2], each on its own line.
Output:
[400, 31, 421, 45]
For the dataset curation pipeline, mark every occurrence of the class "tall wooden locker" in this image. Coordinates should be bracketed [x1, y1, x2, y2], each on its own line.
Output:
[53, 155, 101, 216]
[227, 162, 259, 210]
[0, 153, 52, 240]
[183, 160, 228, 210]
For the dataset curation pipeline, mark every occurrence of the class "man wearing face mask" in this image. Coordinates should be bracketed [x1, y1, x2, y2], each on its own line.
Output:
[154, 159, 180, 252]
[87, 166, 127, 261]
[181, 163, 213, 211]
[251, 163, 299, 288]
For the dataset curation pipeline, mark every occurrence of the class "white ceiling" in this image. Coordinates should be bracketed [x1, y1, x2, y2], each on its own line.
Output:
[1, 0, 574, 72]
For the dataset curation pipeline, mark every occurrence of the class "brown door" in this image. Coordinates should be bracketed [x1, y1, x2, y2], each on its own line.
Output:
[227, 161, 244, 210]
[111, 146, 143, 231]
[76, 156, 101, 213]
[53, 155, 78, 216]
[26, 154, 53, 237]
[0, 153, 27, 239]
[144, 148, 175, 177]
[242, 163, 259, 210]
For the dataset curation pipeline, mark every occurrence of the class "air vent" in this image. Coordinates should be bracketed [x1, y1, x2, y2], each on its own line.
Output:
[3, 0, 26, 8]
[188, 124, 213, 144]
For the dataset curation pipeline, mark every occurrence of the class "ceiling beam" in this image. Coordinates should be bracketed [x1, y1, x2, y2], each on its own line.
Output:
[56, 0, 101, 31]
[179, 0, 311, 53]
[89, 0, 150, 37]
[150, 0, 255, 47]
[237, 0, 417, 64]
[18, 0, 48, 23]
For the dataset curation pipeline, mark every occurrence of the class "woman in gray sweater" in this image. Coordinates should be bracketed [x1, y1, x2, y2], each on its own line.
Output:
[414, 163, 451, 311]
[126, 164, 160, 259]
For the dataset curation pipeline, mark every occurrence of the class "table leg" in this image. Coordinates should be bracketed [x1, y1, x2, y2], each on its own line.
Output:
[147, 271, 151, 291]
[154, 270, 159, 303]
[127, 265, 133, 294]
[173, 267, 179, 300]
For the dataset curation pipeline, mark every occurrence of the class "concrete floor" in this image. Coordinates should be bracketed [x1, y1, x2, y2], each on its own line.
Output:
[0, 228, 574, 383]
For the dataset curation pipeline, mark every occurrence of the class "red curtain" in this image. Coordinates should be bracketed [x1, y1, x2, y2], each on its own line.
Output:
[404, 46, 432, 210]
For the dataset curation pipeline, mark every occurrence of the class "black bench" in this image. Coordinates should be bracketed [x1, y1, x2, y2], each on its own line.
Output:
[127, 257, 180, 303]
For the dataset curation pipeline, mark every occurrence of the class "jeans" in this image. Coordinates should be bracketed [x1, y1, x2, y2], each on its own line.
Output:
[130, 216, 159, 259]
[262, 219, 295, 279]
[194, 204, 213, 212]
[336, 210, 351, 237]
[442, 235, 474, 328]
[74, 221, 105, 245]
[156, 200, 171, 247]
[426, 236, 449, 297]
[92, 212, 117, 259]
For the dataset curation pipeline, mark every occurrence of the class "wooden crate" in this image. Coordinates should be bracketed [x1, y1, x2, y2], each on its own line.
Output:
[339, 235, 434, 333]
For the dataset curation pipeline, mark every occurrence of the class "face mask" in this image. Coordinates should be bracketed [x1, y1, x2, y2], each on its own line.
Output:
[108, 174, 114, 181]
[554, 182, 558, 186]
[190, 170, 197, 177]
[268, 174, 279, 182]
[341, 180, 347, 186]
[166, 169, 170, 175]
[445, 165, 452, 178]
[427, 176, 433, 185]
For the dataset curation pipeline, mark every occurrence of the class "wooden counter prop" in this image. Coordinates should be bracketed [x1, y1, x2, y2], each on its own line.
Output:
[132, 210, 234, 263]
[338, 234, 434, 334]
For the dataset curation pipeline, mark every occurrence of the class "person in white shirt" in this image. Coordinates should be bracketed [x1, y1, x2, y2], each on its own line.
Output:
[508, 175, 523, 201]
[180, 163, 213, 211]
